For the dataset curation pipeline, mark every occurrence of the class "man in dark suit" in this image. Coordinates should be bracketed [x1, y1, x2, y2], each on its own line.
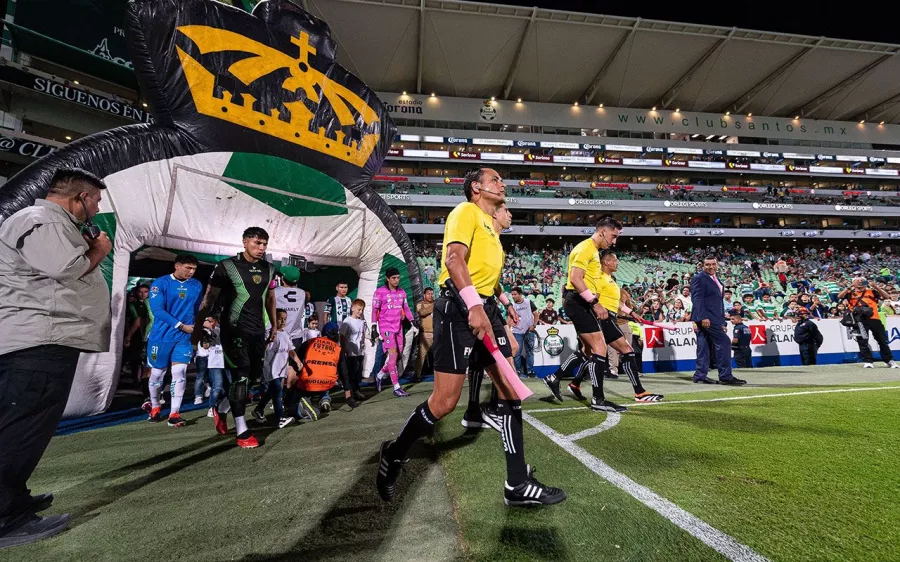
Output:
[690, 257, 747, 385]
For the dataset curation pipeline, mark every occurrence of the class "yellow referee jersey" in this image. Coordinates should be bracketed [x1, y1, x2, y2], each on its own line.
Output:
[597, 271, 620, 314]
[565, 238, 601, 294]
[437, 202, 504, 295]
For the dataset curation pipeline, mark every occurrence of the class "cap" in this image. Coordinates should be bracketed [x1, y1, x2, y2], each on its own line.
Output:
[385, 267, 400, 278]
[797, 308, 809, 315]
[323, 321, 340, 340]
[280, 266, 300, 284]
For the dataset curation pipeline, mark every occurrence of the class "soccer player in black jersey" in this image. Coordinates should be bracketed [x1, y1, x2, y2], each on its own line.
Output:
[193, 227, 276, 449]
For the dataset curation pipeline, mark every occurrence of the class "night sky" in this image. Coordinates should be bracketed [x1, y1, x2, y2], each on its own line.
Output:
[487, 1, 898, 45]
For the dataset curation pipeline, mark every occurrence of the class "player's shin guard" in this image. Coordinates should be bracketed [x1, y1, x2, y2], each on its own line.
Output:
[385, 352, 400, 387]
[467, 368, 484, 409]
[149, 368, 166, 408]
[587, 355, 608, 401]
[621, 352, 645, 394]
[169, 364, 187, 414]
[497, 400, 527, 486]
[389, 400, 437, 461]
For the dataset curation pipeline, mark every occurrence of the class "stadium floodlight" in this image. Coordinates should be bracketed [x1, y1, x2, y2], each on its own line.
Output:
[430, 92, 436, 97]
[573, 101, 579, 106]
[691, 133, 700, 138]
[860, 120, 865, 124]
[402, 91, 407, 95]
[705, 134, 715, 140]
[490, 96, 496, 101]
[517, 98, 522, 103]
[675, 108, 680, 112]
[725, 111, 730, 116]
[651, 106, 657, 110]
[794, 115, 800, 120]
[880, 121, 886, 125]
[747, 113, 752, 117]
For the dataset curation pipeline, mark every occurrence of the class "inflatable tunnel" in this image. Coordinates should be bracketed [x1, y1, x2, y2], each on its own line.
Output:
[0, 0, 422, 417]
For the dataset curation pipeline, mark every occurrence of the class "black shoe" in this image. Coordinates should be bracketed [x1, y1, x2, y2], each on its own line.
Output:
[461, 408, 487, 429]
[544, 376, 563, 401]
[567, 383, 586, 401]
[30, 494, 53, 514]
[0, 513, 70, 549]
[251, 408, 266, 424]
[376, 440, 407, 502]
[527, 371, 537, 379]
[504, 466, 567, 507]
[590, 398, 628, 413]
[693, 377, 718, 384]
[346, 397, 359, 409]
[719, 378, 747, 386]
[353, 390, 366, 401]
[479, 404, 502, 433]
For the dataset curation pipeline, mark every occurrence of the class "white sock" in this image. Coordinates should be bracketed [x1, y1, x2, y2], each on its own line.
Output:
[393, 383, 401, 390]
[235, 415, 248, 436]
[169, 364, 187, 415]
[149, 368, 166, 408]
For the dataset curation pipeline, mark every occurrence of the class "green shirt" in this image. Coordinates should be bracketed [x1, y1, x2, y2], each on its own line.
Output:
[756, 300, 778, 318]
[738, 281, 757, 297]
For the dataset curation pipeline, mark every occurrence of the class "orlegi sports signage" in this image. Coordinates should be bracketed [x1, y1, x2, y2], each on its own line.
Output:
[0, 63, 154, 123]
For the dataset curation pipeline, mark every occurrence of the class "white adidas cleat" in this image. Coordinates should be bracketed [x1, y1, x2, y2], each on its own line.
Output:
[863, 363, 875, 369]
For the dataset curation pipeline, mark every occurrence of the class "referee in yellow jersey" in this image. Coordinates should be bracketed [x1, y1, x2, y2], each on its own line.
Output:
[376, 167, 566, 507]
[543, 217, 627, 412]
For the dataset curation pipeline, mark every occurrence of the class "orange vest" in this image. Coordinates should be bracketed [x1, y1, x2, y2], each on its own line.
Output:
[850, 289, 881, 320]
[297, 337, 341, 392]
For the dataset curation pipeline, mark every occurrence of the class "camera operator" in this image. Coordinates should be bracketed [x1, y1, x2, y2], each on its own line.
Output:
[839, 277, 898, 369]
[0, 168, 112, 547]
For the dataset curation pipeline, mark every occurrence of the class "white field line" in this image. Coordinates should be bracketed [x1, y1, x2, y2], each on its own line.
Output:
[525, 385, 900, 414]
[523, 412, 770, 562]
[566, 412, 621, 441]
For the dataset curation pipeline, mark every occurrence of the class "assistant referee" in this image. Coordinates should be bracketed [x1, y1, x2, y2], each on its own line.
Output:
[376, 167, 566, 507]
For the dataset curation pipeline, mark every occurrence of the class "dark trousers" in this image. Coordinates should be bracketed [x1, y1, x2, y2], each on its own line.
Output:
[733, 346, 752, 368]
[340, 355, 364, 392]
[855, 318, 894, 364]
[694, 325, 734, 380]
[799, 343, 818, 366]
[0, 345, 81, 525]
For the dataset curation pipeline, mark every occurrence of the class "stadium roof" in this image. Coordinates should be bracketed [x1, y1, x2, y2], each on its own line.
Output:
[302, 0, 900, 124]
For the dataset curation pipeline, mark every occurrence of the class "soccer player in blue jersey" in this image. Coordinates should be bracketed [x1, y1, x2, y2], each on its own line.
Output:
[146, 254, 203, 427]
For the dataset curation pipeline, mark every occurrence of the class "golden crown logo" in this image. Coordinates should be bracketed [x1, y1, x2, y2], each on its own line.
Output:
[175, 25, 380, 167]
[547, 327, 559, 336]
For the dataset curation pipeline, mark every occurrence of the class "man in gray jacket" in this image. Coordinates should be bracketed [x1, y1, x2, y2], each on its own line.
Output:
[0, 168, 112, 549]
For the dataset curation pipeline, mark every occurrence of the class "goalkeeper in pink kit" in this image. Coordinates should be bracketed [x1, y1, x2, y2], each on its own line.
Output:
[372, 267, 415, 397]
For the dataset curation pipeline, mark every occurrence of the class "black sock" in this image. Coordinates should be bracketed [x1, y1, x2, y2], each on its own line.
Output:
[497, 400, 528, 486]
[390, 400, 438, 461]
[488, 383, 498, 408]
[551, 350, 586, 384]
[467, 369, 484, 410]
[569, 351, 589, 385]
[586, 354, 608, 401]
[622, 352, 646, 394]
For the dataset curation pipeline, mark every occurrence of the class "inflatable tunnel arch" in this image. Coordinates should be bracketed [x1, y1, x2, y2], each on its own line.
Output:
[0, 0, 422, 417]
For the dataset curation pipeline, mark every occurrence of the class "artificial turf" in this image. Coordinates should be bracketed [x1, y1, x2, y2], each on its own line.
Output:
[4, 367, 900, 562]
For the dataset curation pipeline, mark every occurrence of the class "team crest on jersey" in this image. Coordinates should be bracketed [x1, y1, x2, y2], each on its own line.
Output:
[252, 274, 263, 284]
[178, 290, 186, 300]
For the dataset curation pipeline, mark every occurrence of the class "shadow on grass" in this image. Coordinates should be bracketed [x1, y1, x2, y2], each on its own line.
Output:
[486, 522, 567, 561]
[239, 431, 482, 561]
[64, 435, 234, 523]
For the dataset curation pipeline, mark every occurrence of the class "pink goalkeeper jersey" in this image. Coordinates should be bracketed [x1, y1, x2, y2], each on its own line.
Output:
[372, 286, 412, 331]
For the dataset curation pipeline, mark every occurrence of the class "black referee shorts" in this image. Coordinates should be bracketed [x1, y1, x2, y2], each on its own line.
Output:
[563, 291, 624, 343]
[432, 289, 513, 375]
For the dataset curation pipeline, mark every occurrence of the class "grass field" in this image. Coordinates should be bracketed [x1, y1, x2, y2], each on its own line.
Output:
[4, 365, 900, 561]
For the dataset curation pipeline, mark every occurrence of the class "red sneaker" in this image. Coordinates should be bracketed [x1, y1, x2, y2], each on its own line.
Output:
[212, 408, 228, 435]
[236, 434, 259, 449]
[167, 414, 187, 427]
[141, 400, 152, 413]
[148, 407, 163, 423]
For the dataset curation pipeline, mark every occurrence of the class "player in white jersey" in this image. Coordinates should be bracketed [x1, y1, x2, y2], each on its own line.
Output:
[275, 266, 306, 347]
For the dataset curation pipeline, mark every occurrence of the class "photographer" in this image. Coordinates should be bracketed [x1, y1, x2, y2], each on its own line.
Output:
[839, 278, 898, 369]
[0, 169, 112, 547]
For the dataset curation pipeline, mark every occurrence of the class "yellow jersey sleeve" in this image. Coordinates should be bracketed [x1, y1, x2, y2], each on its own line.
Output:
[597, 271, 621, 313]
[437, 202, 504, 295]
[565, 238, 601, 294]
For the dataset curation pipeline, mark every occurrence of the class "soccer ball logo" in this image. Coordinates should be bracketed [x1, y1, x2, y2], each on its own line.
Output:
[480, 100, 497, 121]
